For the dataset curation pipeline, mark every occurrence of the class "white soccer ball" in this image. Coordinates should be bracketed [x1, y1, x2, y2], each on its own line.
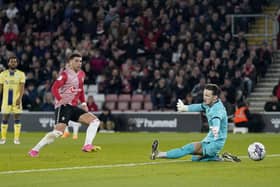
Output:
[248, 142, 266, 161]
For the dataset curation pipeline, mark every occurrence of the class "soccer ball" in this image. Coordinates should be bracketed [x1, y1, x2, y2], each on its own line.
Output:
[248, 142, 266, 161]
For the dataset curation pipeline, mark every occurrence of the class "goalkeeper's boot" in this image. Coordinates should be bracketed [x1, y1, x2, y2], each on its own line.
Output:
[0, 139, 6, 144]
[150, 139, 159, 160]
[28, 150, 39, 157]
[222, 152, 241, 162]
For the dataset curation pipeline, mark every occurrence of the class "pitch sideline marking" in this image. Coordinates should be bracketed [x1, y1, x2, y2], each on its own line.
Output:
[1, 154, 280, 175]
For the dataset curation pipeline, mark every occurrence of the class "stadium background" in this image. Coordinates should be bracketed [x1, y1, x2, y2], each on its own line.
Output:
[0, 0, 279, 132]
[0, 1, 280, 187]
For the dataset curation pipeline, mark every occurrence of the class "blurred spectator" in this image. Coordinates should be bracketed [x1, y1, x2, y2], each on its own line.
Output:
[30, 96, 42, 111]
[276, 7, 280, 49]
[40, 92, 54, 111]
[233, 101, 251, 129]
[172, 75, 187, 104]
[242, 58, 255, 96]
[151, 78, 171, 110]
[99, 106, 115, 132]
[264, 95, 280, 112]
[87, 95, 98, 112]
[183, 93, 194, 105]
[231, 69, 244, 102]
[104, 68, 122, 94]
[90, 49, 108, 75]
[6, 3, 18, 20]
[220, 91, 235, 118]
[255, 43, 271, 77]
[221, 78, 236, 104]
[274, 80, 280, 100]
[234, 101, 264, 132]
[22, 82, 38, 110]
[3, 19, 19, 43]
[191, 77, 206, 103]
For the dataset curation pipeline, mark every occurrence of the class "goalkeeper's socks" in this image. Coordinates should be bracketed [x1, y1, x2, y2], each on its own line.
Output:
[166, 143, 195, 159]
[157, 152, 167, 158]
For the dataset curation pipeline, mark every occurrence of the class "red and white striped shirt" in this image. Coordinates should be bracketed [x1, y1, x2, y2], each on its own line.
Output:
[51, 68, 86, 108]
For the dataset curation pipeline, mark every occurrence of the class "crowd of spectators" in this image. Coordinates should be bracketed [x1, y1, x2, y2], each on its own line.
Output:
[0, 0, 274, 113]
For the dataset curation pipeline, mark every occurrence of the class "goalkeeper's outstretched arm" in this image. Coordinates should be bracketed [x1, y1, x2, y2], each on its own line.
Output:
[176, 99, 204, 112]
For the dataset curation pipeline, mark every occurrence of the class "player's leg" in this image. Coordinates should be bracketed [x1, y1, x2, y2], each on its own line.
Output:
[166, 142, 202, 158]
[192, 155, 221, 162]
[62, 126, 70, 138]
[13, 113, 22, 144]
[29, 123, 65, 157]
[0, 114, 9, 144]
[151, 140, 203, 159]
[78, 112, 101, 152]
[198, 142, 225, 162]
[68, 120, 81, 139]
[29, 106, 69, 157]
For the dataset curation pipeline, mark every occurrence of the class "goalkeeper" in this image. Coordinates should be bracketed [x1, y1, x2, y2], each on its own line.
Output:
[150, 84, 240, 162]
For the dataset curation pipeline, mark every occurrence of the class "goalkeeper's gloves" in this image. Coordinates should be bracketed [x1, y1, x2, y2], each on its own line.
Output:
[176, 99, 188, 112]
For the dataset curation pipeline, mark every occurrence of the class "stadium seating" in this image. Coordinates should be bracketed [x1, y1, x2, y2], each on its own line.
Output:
[117, 94, 131, 111]
[144, 101, 153, 111]
[105, 94, 118, 111]
[130, 94, 144, 111]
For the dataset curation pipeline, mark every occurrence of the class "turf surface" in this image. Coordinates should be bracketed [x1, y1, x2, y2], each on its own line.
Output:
[0, 132, 279, 187]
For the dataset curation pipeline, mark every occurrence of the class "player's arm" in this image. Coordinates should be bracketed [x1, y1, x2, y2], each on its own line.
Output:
[79, 87, 88, 112]
[16, 82, 25, 106]
[176, 99, 205, 112]
[51, 72, 67, 102]
[79, 71, 88, 111]
[210, 117, 221, 140]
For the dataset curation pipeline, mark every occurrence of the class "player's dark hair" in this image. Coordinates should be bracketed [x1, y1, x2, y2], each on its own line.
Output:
[8, 56, 17, 63]
[205, 84, 220, 96]
[67, 52, 82, 62]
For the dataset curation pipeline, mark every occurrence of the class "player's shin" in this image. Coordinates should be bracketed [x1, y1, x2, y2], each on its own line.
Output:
[84, 119, 100, 146]
[32, 130, 63, 151]
[71, 121, 81, 136]
[62, 126, 70, 138]
[166, 143, 195, 158]
[1, 121, 8, 140]
[14, 120, 21, 141]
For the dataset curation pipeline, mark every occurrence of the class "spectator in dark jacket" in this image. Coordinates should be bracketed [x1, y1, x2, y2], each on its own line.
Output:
[264, 96, 280, 112]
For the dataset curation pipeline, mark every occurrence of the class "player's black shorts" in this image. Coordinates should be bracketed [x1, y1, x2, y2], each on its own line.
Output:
[54, 104, 87, 125]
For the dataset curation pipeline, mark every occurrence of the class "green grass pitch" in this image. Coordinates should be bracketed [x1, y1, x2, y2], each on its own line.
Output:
[0, 132, 280, 187]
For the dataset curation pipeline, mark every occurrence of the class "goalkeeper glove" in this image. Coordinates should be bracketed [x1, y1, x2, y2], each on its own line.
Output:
[176, 99, 188, 112]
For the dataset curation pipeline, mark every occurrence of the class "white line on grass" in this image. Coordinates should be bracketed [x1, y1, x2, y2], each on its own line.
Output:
[1, 154, 280, 175]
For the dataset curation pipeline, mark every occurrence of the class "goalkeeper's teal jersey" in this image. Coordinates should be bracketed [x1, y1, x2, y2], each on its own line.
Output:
[188, 100, 228, 144]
